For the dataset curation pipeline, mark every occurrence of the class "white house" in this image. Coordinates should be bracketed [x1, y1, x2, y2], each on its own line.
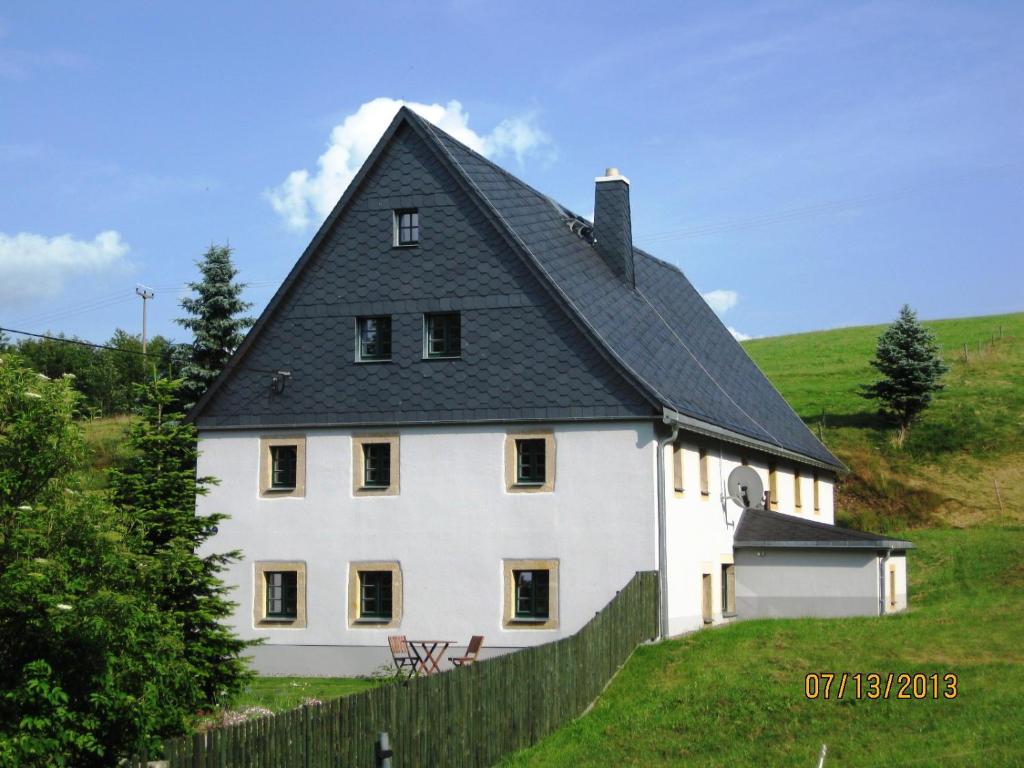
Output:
[190, 107, 912, 676]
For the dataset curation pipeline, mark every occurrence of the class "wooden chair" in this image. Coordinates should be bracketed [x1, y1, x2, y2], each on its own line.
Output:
[388, 635, 419, 679]
[450, 635, 484, 668]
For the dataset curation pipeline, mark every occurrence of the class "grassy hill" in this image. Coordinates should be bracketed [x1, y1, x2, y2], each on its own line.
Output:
[500, 526, 1024, 767]
[742, 312, 1023, 531]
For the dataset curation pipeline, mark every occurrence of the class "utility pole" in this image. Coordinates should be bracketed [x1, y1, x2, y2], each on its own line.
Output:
[135, 285, 154, 354]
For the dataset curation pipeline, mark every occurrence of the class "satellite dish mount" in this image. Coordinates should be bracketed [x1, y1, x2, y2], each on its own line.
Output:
[725, 465, 765, 510]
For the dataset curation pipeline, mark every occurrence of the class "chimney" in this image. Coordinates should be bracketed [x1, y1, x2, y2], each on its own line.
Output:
[593, 167, 634, 288]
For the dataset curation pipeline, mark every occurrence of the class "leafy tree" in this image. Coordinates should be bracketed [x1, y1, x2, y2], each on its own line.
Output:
[108, 378, 253, 710]
[177, 245, 253, 410]
[861, 304, 949, 446]
[0, 356, 194, 766]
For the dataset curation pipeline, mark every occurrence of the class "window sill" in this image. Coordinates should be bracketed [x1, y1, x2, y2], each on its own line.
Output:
[358, 485, 392, 492]
[511, 617, 550, 624]
[722, 612, 737, 619]
[353, 617, 393, 625]
[355, 358, 392, 364]
[261, 616, 299, 623]
[392, 244, 419, 249]
[514, 481, 545, 488]
[422, 355, 462, 361]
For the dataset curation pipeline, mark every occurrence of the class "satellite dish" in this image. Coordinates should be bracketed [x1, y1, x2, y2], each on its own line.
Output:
[726, 466, 765, 509]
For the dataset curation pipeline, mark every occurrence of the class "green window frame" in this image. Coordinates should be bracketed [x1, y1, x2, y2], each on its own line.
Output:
[359, 570, 393, 620]
[424, 312, 461, 358]
[270, 445, 298, 490]
[396, 209, 419, 245]
[357, 316, 392, 361]
[266, 571, 298, 619]
[363, 443, 391, 488]
[515, 439, 546, 485]
[514, 569, 550, 620]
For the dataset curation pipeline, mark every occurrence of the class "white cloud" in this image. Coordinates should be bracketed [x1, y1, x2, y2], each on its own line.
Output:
[728, 326, 752, 341]
[267, 97, 551, 230]
[0, 230, 130, 306]
[702, 288, 739, 314]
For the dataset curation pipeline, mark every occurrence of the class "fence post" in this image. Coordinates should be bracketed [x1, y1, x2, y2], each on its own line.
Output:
[376, 731, 393, 767]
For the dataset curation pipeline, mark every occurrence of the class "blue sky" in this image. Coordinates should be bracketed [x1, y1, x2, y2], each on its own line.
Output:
[1, 1, 1021, 345]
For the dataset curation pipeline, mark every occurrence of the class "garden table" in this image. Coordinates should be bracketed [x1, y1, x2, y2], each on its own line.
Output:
[408, 640, 454, 675]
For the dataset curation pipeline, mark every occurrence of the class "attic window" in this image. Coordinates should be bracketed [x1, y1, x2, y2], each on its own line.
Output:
[395, 209, 419, 246]
[356, 316, 392, 362]
[424, 312, 461, 358]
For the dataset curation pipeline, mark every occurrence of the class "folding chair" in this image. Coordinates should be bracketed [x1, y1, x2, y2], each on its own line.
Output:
[388, 635, 419, 679]
[450, 635, 484, 668]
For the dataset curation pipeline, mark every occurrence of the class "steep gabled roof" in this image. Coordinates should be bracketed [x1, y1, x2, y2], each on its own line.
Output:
[191, 107, 843, 471]
[411, 111, 842, 469]
[734, 508, 914, 550]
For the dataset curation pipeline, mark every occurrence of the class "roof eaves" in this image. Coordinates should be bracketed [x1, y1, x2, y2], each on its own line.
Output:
[662, 407, 846, 472]
[733, 539, 916, 550]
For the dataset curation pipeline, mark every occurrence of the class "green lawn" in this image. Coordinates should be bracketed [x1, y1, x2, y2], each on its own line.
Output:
[230, 676, 377, 714]
[500, 526, 1024, 767]
[742, 312, 1024, 529]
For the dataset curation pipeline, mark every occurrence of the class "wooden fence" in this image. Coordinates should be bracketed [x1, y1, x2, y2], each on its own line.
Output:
[136, 570, 658, 767]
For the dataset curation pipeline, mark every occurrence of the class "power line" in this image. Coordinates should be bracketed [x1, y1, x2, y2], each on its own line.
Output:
[1, 326, 165, 358]
[1, 325, 283, 375]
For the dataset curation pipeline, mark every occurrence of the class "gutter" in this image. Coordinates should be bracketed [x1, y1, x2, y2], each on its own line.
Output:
[662, 407, 846, 474]
[655, 419, 679, 639]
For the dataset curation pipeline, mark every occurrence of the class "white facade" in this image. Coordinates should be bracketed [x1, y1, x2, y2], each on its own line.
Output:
[660, 437, 835, 635]
[200, 418, 844, 675]
[199, 422, 660, 675]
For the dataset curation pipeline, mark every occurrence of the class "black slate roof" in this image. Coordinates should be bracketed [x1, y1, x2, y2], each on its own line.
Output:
[416, 112, 842, 469]
[733, 508, 914, 550]
[191, 107, 844, 470]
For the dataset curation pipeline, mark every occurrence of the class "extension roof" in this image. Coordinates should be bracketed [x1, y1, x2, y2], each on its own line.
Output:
[733, 508, 914, 550]
[191, 107, 843, 471]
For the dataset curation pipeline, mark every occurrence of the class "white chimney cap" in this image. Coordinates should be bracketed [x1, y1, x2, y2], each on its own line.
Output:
[595, 167, 630, 185]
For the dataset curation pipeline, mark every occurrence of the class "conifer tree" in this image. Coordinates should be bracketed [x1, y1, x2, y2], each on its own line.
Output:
[177, 245, 253, 410]
[861, 304, 949, 445]
[108, 378, 253, 710]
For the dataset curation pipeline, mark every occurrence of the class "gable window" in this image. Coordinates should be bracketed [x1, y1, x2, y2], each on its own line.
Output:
[348, 561, 403, 628]
[356, 316, 392, 362]
[395, 209, 419, 246]
[424, 312, 461, 358]
[699, 448, 710, 497]
[794, 470, 803, 510]
[270, 445, 297, 490]
[352, 435, 400, 496]
[253, 561, 306, 628]
[516, 439, 546, 485]
[363, 443, 392, 488]
[505, 431, 555, 493]
[260, 437, 306, 497]
[359, 570, 393, 620]
[721, 564, 736, 616]
[265, 571, 297, 619]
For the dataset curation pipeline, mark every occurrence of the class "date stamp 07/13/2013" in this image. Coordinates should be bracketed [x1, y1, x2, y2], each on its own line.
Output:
[804, 672, 959, 700]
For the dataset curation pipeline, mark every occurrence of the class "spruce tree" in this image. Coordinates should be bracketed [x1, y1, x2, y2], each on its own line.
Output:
[861, 304, 949, 445]
[177, 245, 253, 410]
[108, 378, 253, 710]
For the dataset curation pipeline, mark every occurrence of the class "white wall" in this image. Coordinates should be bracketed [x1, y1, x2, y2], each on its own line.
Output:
[661, 437, 836, 635]
[197, 422, 658, 675]
[734, 549, 879, 618]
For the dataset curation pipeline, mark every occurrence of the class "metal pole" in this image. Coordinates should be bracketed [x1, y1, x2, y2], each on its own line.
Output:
[376, 732, 393, 768]
[817, 743, 828, 767]
[135, 286, 154, 355]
